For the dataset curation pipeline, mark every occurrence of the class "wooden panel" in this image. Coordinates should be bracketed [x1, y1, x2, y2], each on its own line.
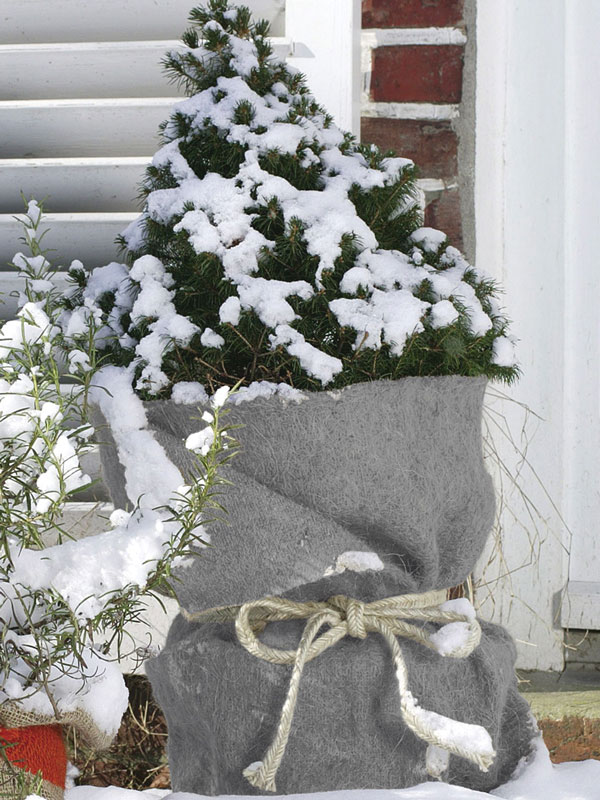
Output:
[286, 0, 361, 135]
[0, 0, 286, 43]
[0, 157, 149, 213]
[561, 582, 600, 630]
[0, 41, 181, 100]
[0, 157, 147, 213]
[475, 3, 569, 670]
[0, 212, 136, 269]
[0, 271, 69, 319]
[0, 39, 292, 101]
[563, 2, 600, 590]
[0, 99, 171, 158]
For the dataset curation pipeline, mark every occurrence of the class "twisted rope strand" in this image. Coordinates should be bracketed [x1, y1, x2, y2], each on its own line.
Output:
[181, 590, 494, 792]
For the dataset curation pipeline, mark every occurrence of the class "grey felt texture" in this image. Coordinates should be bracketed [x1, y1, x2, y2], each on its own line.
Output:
[95, 376, 496, 610]
[146, 608, 536, 795]
[95, 375, 536, 793]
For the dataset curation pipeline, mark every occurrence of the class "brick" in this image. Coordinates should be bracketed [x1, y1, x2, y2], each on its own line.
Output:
[424, 188, 463, 250]
[363, 0, 464, 29]
[539, 717, 600, 763]
[361, 118, 457, 179]
[371, 45, 463, 103]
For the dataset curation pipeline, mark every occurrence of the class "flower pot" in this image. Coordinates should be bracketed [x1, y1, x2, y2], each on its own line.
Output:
[0, 723, 66, 800]
[97, 375, 537, 794]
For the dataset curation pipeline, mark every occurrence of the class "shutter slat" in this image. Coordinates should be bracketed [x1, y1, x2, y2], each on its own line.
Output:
[0, 0, 286, 44]
[0, 212, 136, 269]
[0, 157, 149, 213]
[0, 39, 293, 101]
[0, 99, 172, 158]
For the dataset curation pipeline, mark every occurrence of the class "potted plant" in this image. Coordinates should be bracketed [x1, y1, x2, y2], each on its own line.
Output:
[0, 204, 233, 799]
[68, 1, 536, 794]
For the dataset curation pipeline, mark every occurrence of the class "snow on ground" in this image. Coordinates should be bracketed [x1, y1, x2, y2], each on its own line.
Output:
[63, 739, 600, 800]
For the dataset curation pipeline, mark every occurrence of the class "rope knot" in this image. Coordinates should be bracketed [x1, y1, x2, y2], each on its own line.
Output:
[328, 595, 367, 639]
[182, 589, 495, 793]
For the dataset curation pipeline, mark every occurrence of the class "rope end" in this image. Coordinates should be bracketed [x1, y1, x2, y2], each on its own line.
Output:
[476, 750, 496, 773]
[243, 761, 277, 793]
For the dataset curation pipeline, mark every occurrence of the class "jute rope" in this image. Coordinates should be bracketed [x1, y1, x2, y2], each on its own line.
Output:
[182, 589, 496, 792]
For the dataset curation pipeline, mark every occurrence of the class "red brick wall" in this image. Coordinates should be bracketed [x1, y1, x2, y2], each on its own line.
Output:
[363, 0, 463, 28]
[361, 0, 466, 249]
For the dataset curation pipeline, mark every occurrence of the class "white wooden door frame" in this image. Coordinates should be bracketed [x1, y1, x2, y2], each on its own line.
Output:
[475, 0, 600, 671]
[560, 1, 600, 629]
[286, 0, 361, 136]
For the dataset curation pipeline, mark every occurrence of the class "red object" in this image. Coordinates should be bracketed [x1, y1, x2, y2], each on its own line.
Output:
[363, 0, 464, 29]
[0, 724, 67, 789]
[371, 45, 464, 104]
[424, 188, 464, 251]
[361, 118, 458, 179]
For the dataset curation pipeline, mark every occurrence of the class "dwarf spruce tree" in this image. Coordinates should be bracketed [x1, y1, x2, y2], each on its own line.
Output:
[65, 0, 518, 397]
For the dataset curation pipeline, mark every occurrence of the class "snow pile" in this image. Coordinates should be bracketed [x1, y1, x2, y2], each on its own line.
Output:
[5, 365, 213, 619]
[227, 380, 306, 405]
[0, 301, 59, 357]
[1, 361, 222, 733]
[0, 297, 92, 513]
[1, 648, 128, 739]
[430, 598, 478, 656]
[0, 373, 89, 509]
[324, 551, 385, 577]
[401, 690, 495, 769]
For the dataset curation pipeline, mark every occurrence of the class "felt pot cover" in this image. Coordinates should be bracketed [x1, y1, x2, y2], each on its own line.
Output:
[96, 375, 536, 793]
[96, 375, 496, 611]
[146, 606, 536, 795]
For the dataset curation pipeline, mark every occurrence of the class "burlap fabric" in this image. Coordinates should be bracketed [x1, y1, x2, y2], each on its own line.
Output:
[0, 770, 63, 800]
[96, 376, 537, 794]
[0, 704, 114, 800]
[149, 595, 534, 795]
[0, 705, 114, 752]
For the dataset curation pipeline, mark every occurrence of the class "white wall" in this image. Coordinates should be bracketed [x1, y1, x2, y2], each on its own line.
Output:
[562, 2, 600, 612]
[474, 0, 569, 671]
[475, 0, 600, 669]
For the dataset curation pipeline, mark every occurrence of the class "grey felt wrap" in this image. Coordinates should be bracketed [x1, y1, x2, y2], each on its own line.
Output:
[147, 608, 535, 795]
[94, 376, 536, 793]
[97, 376, 496, 607]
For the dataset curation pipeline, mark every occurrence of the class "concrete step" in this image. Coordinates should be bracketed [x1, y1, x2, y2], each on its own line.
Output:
[519, 668, 600, 720]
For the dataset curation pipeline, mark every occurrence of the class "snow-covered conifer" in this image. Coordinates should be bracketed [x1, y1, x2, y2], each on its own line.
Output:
[66, 0, 518, 397]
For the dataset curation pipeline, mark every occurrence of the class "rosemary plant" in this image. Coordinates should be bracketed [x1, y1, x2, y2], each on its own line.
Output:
[0, 202, 234, 726]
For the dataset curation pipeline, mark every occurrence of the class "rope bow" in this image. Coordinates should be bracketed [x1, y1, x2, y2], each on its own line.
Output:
[182, 590, 496, 793]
